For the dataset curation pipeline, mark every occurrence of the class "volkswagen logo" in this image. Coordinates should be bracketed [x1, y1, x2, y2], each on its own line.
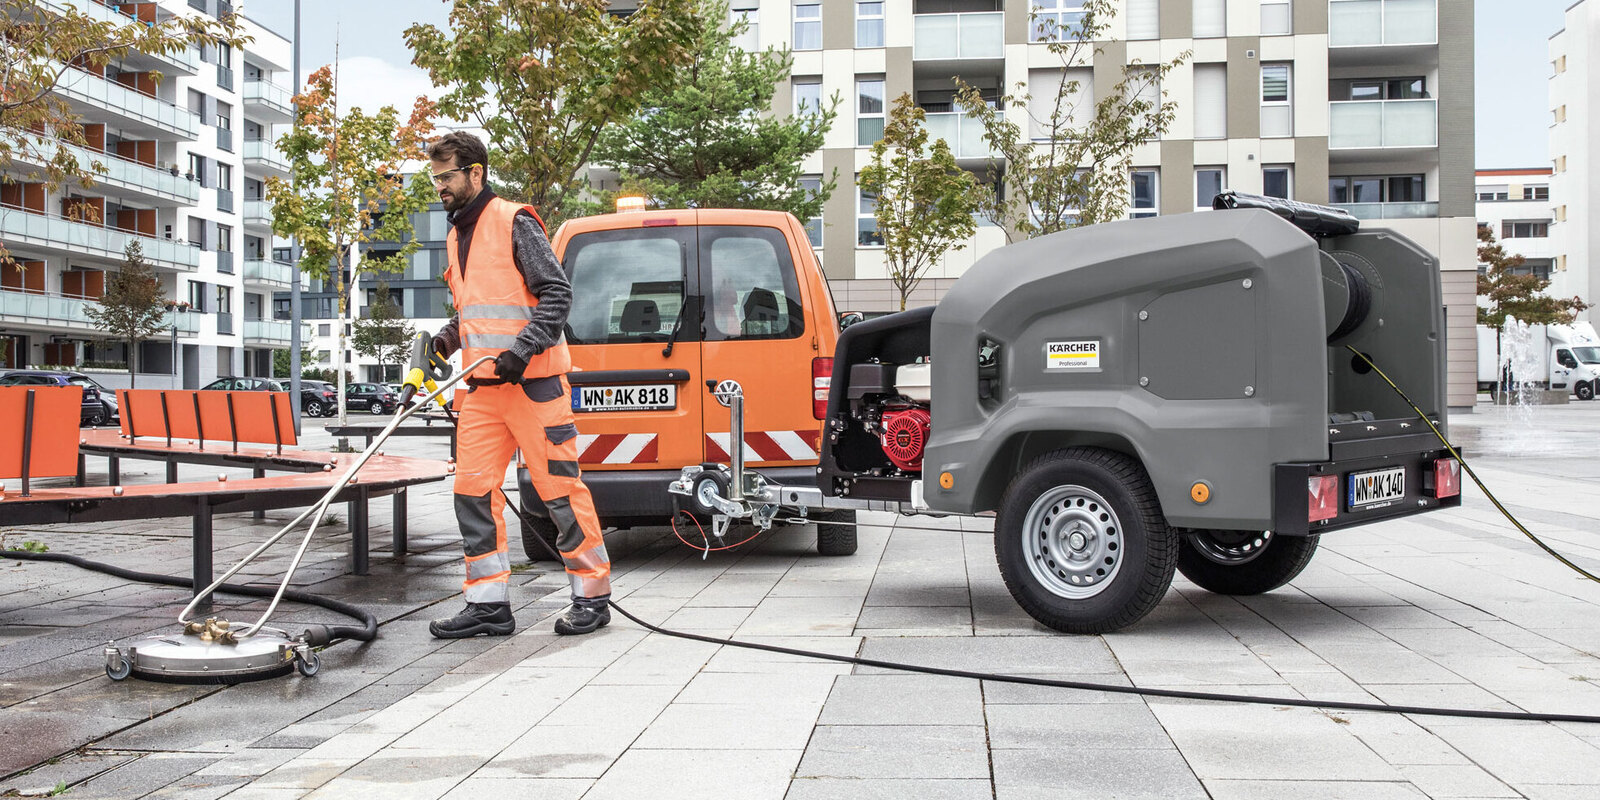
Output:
[713, 379, 743, 408]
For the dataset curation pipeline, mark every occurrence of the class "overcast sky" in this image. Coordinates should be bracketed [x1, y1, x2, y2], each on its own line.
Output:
[243, 0, 1570, 171]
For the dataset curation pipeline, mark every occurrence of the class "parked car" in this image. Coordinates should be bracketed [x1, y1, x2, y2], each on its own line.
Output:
[346, 382, 398, 415]
[0, 370, 119, 426]
[202, 376, 336, 418]
[297, 380, 340, 418]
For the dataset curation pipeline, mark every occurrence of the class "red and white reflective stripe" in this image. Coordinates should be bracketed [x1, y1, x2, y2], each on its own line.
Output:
[576, 433, 659, 464]
[705, 430, 821, 462]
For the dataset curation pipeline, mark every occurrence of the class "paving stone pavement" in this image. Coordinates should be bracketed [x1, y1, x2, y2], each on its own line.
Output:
[2, 402, 1600, 798]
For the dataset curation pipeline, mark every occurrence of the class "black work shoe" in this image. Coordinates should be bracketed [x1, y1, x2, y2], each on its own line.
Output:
[429, 602, 515, 639]
[553, 596, 610, 635]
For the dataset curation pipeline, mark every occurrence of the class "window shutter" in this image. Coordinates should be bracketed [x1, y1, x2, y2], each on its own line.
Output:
[1125, 0, 1159, 40]
[1192, 0, 1225, 37]
[1193, 64, 1226, 139]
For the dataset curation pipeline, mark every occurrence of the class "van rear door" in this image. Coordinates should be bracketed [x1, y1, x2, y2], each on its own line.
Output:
[697, 216, 822, 467]
[558, 220, 703, 472]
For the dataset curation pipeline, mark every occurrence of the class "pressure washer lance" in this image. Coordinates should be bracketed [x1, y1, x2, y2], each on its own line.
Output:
[101, 353, 494, 684]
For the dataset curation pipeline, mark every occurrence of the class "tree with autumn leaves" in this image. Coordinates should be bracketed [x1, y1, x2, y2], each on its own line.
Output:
[265, 64, 435, 424]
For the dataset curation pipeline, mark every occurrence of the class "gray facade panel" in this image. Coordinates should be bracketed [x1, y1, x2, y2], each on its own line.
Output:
[1094, 40, 1128, 104]
[822, 148, 858, 280]
[1159, 139, 1195, 215]
[1293, 137, 1330, 204]
[1005, 0, 1030, 45]
[823, 0, 854, 51]
[887, 46, 914, 106]
[1437, 2, 1475, 219]
[1226, 38, 1261, 140]
[1294, 0, 1329, 36]
[1160, 0, 1192, 39]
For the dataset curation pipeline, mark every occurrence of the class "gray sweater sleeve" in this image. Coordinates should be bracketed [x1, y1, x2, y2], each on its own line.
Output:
[508, 211, 570, 360]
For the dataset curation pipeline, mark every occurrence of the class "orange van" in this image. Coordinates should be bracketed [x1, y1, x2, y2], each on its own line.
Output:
[515, 208, 856, 557]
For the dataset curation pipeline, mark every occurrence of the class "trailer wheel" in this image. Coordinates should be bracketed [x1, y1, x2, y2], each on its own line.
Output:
[519, 513, 562, 562]
[814, 509, 857, 556]
[1176, 530, 1319, 595]
[1578, 381, 1595, 401]
[994, 448, 1176, 634]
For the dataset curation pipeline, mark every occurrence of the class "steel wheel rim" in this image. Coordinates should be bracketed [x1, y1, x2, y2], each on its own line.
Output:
[1023, 485, 1124, 599]
[1187, 530, 1273, 565]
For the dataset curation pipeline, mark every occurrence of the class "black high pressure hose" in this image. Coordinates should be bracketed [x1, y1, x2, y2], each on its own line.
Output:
[0, 549, 377, 646]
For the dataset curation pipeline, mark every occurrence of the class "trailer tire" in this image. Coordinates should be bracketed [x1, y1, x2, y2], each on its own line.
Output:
[519, 513, 562, 562]
[1176, 530, 1318, 595]
[994, 448, 1176, 634]
[1577, 381, 1595, 401]
[814, 509, 858, 556]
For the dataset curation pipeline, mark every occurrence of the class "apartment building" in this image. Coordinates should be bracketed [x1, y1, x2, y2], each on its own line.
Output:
[1549, 0, 1597, 320]
[1476, 168, 1554, 282]
[0, 0, 296, 388]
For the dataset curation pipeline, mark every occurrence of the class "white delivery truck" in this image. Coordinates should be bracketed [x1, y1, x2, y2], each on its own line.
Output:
[1477, 321, 1600, 400]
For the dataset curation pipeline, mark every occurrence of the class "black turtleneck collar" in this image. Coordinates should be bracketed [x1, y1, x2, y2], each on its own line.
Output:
[447, 184, 497, 231]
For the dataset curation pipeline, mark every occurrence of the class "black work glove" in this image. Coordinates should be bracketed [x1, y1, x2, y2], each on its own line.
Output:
[431, 335, 452, 358]
[493, 349, 528, 383]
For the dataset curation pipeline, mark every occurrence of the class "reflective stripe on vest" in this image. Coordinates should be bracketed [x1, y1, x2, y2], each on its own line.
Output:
[444, 198, 571, 381]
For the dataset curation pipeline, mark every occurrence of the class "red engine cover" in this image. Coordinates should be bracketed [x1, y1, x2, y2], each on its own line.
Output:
[880, 407, 932, 472]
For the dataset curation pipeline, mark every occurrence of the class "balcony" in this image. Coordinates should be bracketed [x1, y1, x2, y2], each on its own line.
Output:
[244, 318, 292, 346]
[1329, 0, 1437, 48]
[38, 1, 200, 76]
[244, 258, 294, 290]
[243, 79, 294, 123]
[56, 68, 200, 140]
[1333, 201, 1439, 219]
[18, 139, 196, 205]
[0, 286, 101, 332]
[243, 139, 290, 177]
[243, 200, 273, 231]
[914, 12, 1003, 61]
[215, 125, 233, 152]
[1329, 99, 1437, 149]
[0, 205, 200, 271]
[923, 112, 995, 160]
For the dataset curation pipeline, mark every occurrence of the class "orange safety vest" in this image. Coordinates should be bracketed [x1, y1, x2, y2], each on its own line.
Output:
[444, 197, 572, 382]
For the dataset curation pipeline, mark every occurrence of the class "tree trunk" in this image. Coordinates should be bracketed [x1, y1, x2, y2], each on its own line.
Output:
[128, 337, 137, 388]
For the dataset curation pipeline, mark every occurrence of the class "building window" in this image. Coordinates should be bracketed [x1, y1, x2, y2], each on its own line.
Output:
[1032, 0, 1087, 42]
[1195, 167, 1225, 210]
[1193, 63, 1226, 139]
[216, 284, 232, 314]
[1344, 77, 1425, 101]
[857, 0, 883, 47]
[1028, 68, 1092, 140]
[216, 163, 232, 192]
[1261, 0, 1291, 36]
[857, 76, 885, 146]
[858, 179, 881, 247]
[1192, 0, 1225, 37]
[1125, 0, 1159, 40]
[1502, 221, 1550, 239]
[1130, 169, 1158, 218]
[1524, 186, 1549, 200]
[187, 216, 208, 249]
[1260, 63, 1292, 138]
[189, 153, 207, 186]
[215, 100, 231, 130]
[794, 1, 821, 50]
[188, 281, 208, 312]
[800, 175, 824, 248]
[1330, 175, 1422, 204]
[730, 0, 758, 50]
[1476, 187, 1509, 202]
[216, 223, 233, 252]
[1263, 166, 1292, 200]
[794, 77, 822, 117]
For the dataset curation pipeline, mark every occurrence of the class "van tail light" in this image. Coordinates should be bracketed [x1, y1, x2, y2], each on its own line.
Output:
[1308, 474, 1338, 522]
[812, 357, 832, 420]
[1431, 458, 1460, 499]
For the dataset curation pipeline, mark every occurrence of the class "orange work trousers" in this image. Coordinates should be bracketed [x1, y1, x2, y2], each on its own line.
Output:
[452, 374, 609, 603]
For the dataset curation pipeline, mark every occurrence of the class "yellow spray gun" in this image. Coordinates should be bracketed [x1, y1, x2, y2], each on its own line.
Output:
[400, 331, 454, 409]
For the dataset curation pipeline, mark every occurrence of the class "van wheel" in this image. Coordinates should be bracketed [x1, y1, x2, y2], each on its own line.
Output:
[994, 448, 1176, 635]
[1578, 381, 1595, 401]
[519, 514, 562, 562]
[814, 509, 857, 556]
[1177, 530, 1319, 595]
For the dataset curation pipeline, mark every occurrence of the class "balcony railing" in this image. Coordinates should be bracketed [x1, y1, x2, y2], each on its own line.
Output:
[215, 125, 233, 152]
[914, 12, 1003, 60]
[244, 258, 294, 288]
[216, 63, 235, 92]
[243, 200, 273, 230]
[217, 187, 235, 213]
[0, 286, 100, 330]
[1334, 201, 1440, 219]
[167, 309, 199, 335]
[21, 139, 197, 204]
[243, 139, 289, 174]
[244, 319, 292, 345]
[0, 204, 200, 271]
[1329, 0, 1437, 47]
[243, 79, 294, 120]
[923, 112, 995, 159]
[1329, 99, 1437, 149]
[217, 250, 235, 274]
[38, 1, 200, 75]
[56, 68, 200, 139]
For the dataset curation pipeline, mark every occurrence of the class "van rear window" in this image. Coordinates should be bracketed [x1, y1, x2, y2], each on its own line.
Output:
[703, 227, 803, 342]
[564, 230, 689, 345]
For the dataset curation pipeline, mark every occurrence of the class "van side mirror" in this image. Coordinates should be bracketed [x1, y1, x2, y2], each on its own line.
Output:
[838, 311, 864, 330]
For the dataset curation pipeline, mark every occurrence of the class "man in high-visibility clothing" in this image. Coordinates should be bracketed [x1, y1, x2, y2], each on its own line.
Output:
[424, 132, 611, 638]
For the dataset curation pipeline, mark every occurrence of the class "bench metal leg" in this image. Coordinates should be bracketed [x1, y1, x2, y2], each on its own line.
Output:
[392, 488, 407, 556]
[76, 454, 85, 487]
[350, 487, 370, 575]
[108, 455, 120, 486]
[252, 465, 266, 520]
[192, 497, 213, 612]
[166, 458, 178, 484]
